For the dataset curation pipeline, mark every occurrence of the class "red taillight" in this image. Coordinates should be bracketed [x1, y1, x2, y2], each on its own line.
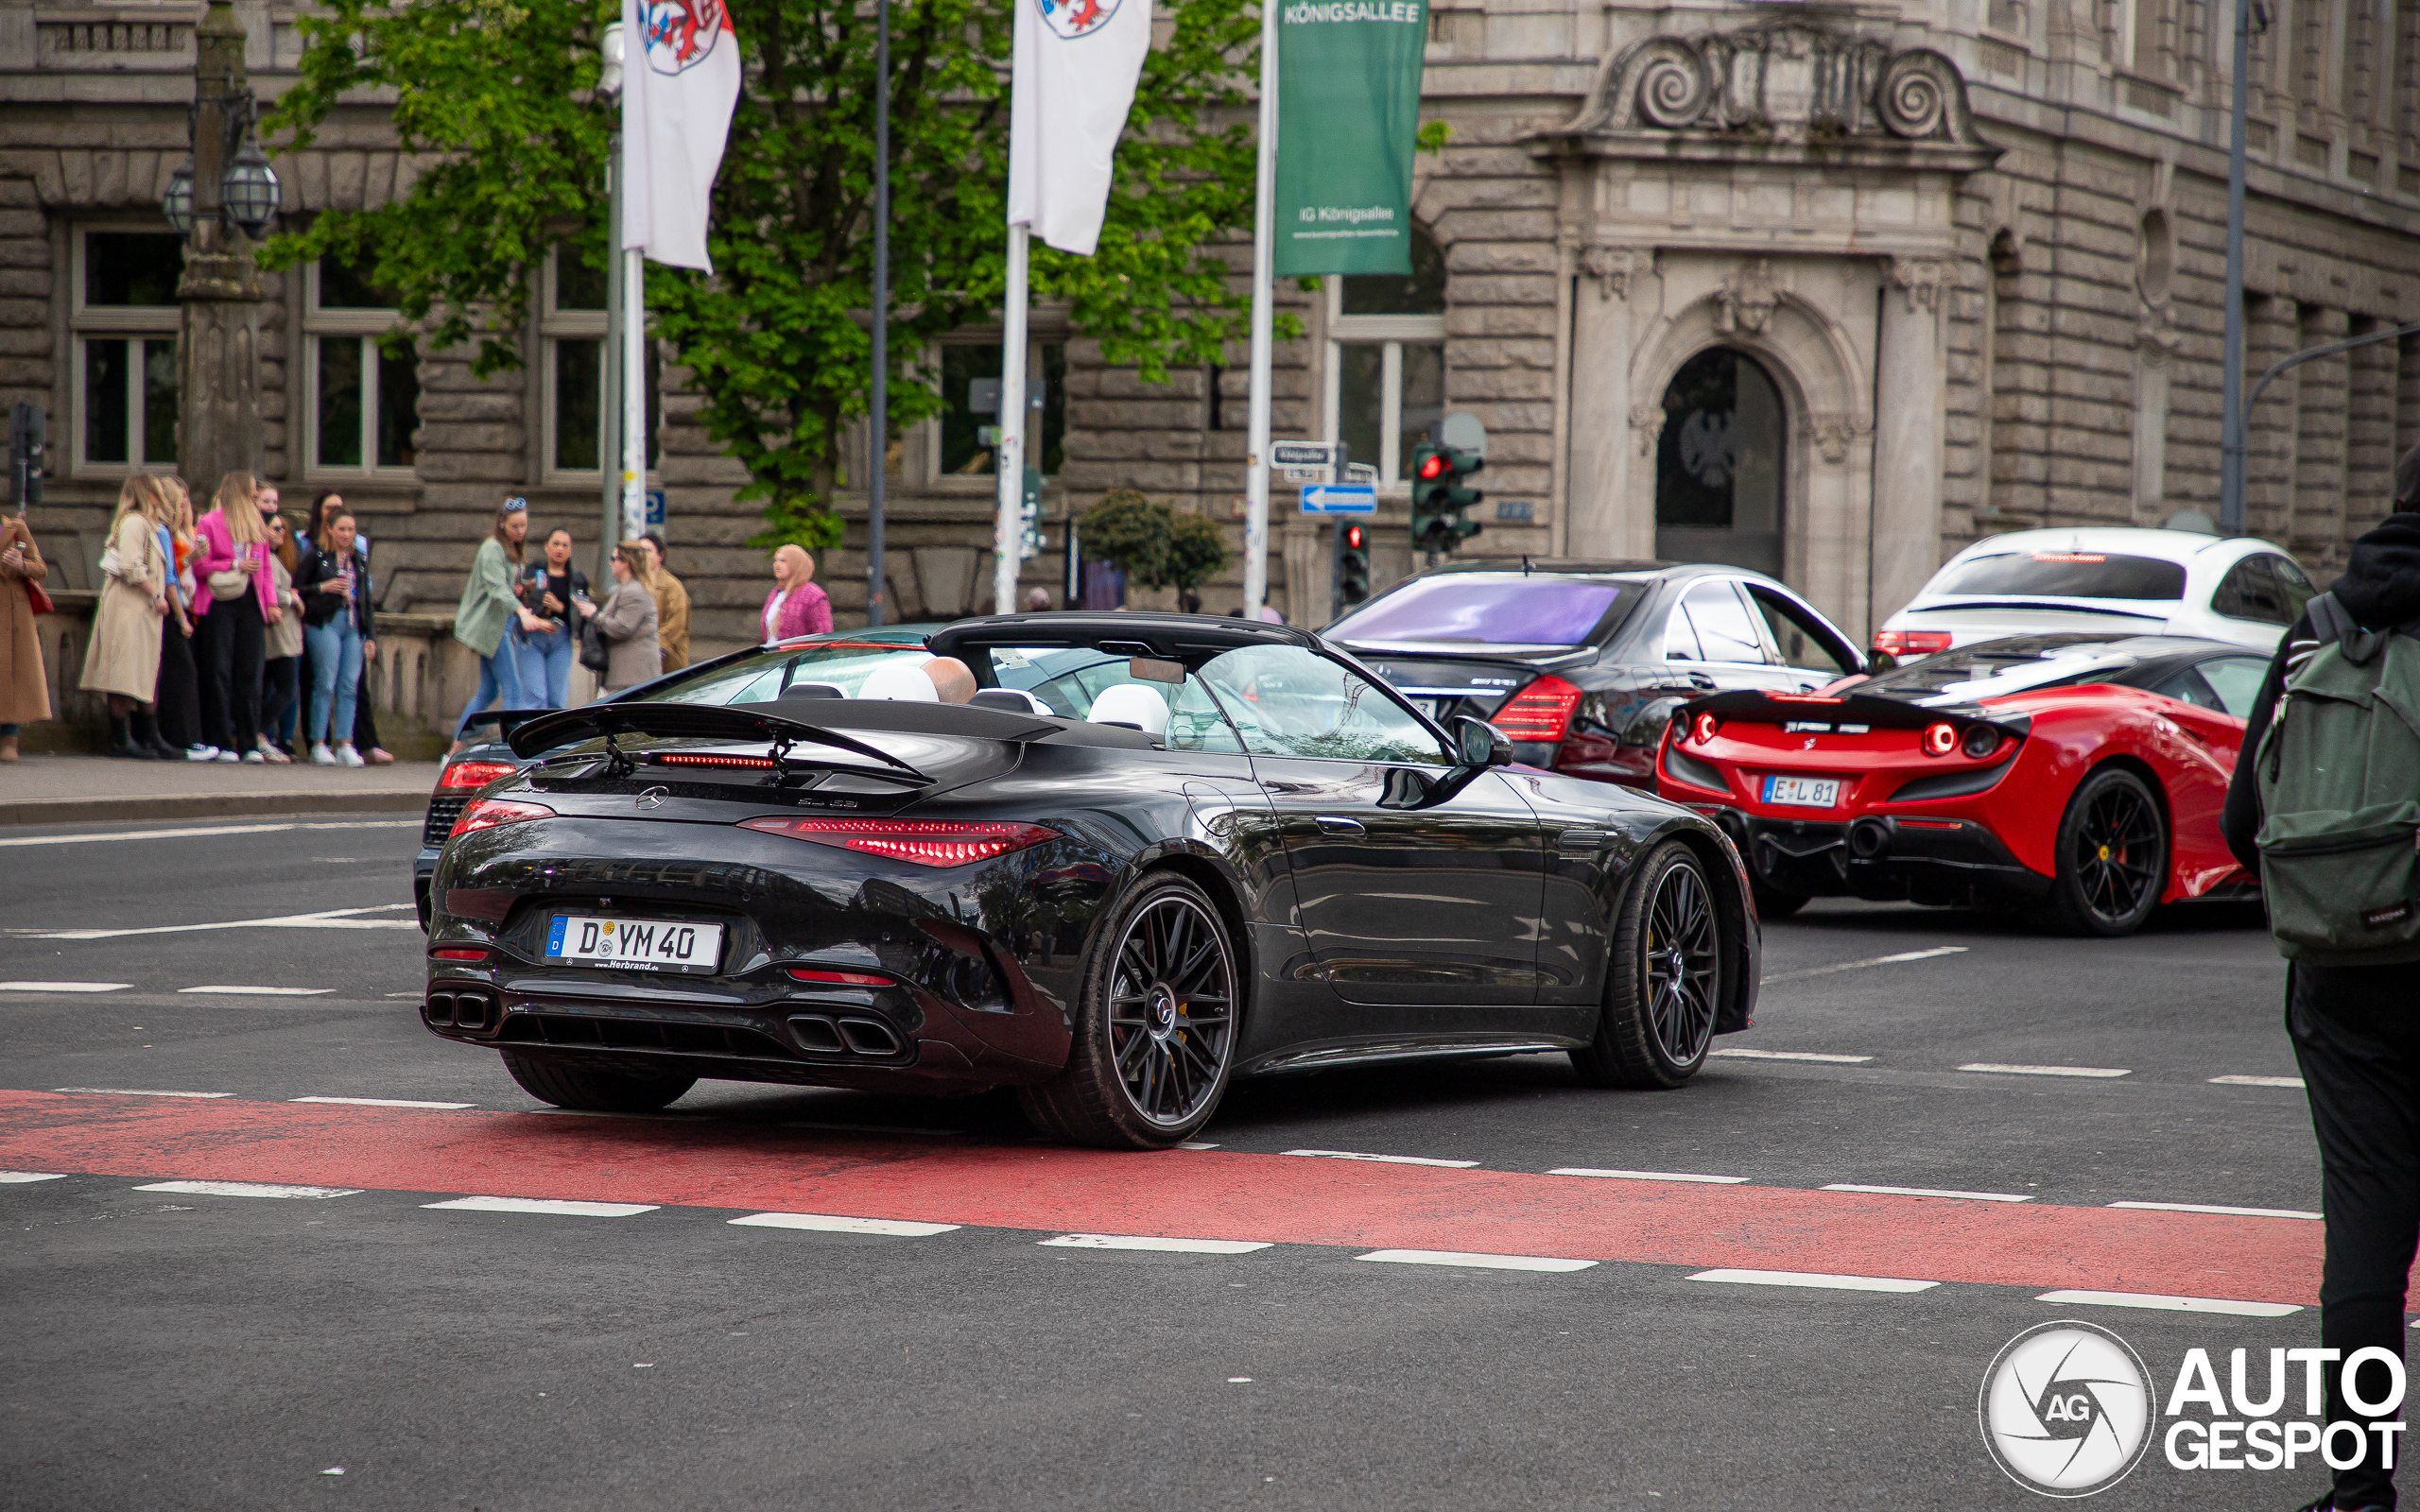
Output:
[1873, 630, 1952, 658]
[439, 760, 520, 791]
[431, 947, 489, 962]
[448, 798, 555, 837]
[1766, 694, 1843, 704]
[739, 816, 1060, 868]
[651, 752, 779, 769]
[1494, 676, 1583, 743]
[786, 967, 890, 987]
[1921, 722, 1959, 757]
[1691, 712, 1720, 746]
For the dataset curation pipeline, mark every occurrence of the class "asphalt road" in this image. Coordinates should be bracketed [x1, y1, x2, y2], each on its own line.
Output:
[0, 815, 2340, 1511]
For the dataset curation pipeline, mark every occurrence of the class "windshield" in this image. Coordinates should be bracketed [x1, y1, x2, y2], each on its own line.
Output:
[627, 638, 935, 707]
[1936, 552, 2187, 600]
[1330, 577, 1624, 645]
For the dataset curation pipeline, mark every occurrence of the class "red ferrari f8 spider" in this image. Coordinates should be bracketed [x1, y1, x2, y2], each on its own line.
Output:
[1652, 633, 2271, 936]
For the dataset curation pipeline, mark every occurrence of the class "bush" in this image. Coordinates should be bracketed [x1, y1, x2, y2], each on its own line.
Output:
[1078, 490, 1232, 599]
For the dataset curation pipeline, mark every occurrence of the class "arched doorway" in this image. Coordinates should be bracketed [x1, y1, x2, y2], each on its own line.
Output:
[1654, 347, 1785, 577]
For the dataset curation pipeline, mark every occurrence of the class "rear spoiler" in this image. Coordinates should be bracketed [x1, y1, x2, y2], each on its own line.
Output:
[454, 707, 561, 743]
[507, 701, 925, 779]
[1674, 689, 2031, 738]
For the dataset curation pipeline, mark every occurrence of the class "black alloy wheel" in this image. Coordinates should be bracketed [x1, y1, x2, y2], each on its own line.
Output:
[499, 1050, 697, 1112]
[2045, 766, 2169, 937]
[1572, 841, 1724, 1090]
[1019, 873, 1239, 1148]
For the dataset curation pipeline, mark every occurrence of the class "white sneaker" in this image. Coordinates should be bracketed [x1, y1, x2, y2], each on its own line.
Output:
[309, 743, 337, 765]
[215, 749, 239, 764]
[185, 745, 218, 763]
[336, 743, 366, 768]
[241, 748, 265, 765]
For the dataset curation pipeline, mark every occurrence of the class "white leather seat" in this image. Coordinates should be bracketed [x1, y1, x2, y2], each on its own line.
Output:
[857, 662, 940, 702]
[970, 687, 1053, 716]
[1087, 683, 1170, 736]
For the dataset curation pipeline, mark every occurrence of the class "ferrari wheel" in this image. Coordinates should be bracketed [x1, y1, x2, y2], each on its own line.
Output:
[2043, 766, 2168, 937]
[1019, 873, 1239, 1149]
[1572, 842, 1723, 1090]
[499, 1051, 696, 1113]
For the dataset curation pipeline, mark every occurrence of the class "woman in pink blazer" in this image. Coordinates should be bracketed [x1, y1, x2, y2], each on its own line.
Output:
[760, 544, 834, 642]
[191, 472, 283, 763]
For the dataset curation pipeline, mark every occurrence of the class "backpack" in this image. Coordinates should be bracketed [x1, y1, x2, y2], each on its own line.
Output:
[2253, 592, 2420, 964]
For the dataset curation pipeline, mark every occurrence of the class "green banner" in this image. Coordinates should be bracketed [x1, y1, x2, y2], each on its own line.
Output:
[1273, 0, 1428, 278]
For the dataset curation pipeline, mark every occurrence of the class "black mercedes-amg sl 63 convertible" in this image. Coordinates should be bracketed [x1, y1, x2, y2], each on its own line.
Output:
[422, 612, 1760, 1147]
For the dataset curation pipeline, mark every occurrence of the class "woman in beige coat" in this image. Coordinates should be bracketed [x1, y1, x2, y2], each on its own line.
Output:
[594, 541, 662, 697]
[78, 473, 172, 759]
[0, 513, 50, 762]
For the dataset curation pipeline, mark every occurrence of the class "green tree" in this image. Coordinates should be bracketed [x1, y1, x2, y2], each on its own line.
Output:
[264, 0, 1273, 551]
[1078, 488, 1230, 600]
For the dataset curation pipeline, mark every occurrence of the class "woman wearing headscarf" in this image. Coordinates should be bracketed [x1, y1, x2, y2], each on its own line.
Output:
[0, 511, 50, 763]
[593, 541, 662, 697]
[78, 472, 172, 759]
[191, 472, 279, 764]
[450, 495, 549, 755]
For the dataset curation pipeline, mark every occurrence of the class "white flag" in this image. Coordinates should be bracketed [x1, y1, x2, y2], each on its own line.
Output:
[621, 0, 741, 271]
[1007, 0, 1153, 257]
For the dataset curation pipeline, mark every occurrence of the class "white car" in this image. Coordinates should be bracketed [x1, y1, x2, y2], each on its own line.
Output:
[1874, 526, 2316, 660]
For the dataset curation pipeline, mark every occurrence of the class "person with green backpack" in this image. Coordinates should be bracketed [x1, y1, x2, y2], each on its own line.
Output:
[2223, 474, 2420, 1512]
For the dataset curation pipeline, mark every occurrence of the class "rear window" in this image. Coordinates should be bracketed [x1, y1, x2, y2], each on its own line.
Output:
[1938, 552, 2187, 601]
[1330, 578, 1623, 645]
[630, 640, 934, 707]
[1857, 642, 2149, 702]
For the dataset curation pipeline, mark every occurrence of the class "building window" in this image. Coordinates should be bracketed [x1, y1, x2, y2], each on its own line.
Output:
[72, 230, 183, 473]
[303, 258, 421, 476]
[1323, 226, 1446, 485]
[541, 247, 657, 479]
[936, 340, 1067, 479]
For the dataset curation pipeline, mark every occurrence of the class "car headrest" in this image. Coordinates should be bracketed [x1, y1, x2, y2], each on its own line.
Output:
[1087, 683, 1170, 737]
[858, 662, 939, 702]
[970, 687, 1052, 716]
[777, 680, 844, 701]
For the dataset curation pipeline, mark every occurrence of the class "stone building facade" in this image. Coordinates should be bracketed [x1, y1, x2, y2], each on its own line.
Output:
[6, 0, 2420, 698]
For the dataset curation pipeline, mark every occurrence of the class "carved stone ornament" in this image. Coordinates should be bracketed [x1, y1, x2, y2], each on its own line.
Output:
[1809, 411, 1869, 464]
[1548, 21, 1995, 157]
[1891, 256, 1949, 313]
[1629, 401, 1666, 456]
[1714, 260, 1780, 335]
[1581, 245, 1642, 301]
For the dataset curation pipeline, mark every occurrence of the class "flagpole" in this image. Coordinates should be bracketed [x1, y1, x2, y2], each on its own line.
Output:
[622, 246, 646, 545]
[866, 0, 890, 626]
[1240, 0, 1278, 618]
[994, 223, 1028, 615]
[601, 136, 624, 590]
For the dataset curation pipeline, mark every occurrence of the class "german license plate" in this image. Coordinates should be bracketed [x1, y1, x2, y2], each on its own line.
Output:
[1763, 775, 1841, 808]
[546, 915, 724, 973]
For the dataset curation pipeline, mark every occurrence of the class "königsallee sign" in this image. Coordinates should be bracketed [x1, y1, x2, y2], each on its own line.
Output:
[1272, 0, 1429, 277]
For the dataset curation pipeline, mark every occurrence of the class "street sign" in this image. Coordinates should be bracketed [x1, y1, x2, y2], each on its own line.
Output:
[1301, 485, 1376, 515]
[644, 489, 666, 528]
[1439, 411, 1487, 457]
[1278, 466, 1328, 484]
[1345, 462, 1376, 486]
[1271, 440, 1341, 469]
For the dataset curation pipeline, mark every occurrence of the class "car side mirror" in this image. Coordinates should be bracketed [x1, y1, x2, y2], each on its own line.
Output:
[1454, 715, 1512, 768]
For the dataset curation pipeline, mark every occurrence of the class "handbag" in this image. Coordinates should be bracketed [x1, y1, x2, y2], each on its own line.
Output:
[579, 614, 612, 674]
[206, 568, 251, 600]
[25, 579, 51, 615]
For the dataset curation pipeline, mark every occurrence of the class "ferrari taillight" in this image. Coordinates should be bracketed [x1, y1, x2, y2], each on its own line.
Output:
[438, 760, 519, 791]
[1874, 630, 1952, 659]
[1961, 725, 2003, 759]
[739, 816, 1060, 868]
[1494, 676, 1583, 743]
[1691, 712, 1720, 746]
[1921, 722, 1960, 757]
[449, 798, 554, 837]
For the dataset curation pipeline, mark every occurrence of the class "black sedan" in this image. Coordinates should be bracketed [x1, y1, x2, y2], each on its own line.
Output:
[422, 613, 1760, 1147]
[1326, 559, 1870, 790]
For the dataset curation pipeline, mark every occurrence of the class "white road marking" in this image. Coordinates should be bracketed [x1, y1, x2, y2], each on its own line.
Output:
[0, 820, 420, 849]
[53, 1087, 232, 1098]
[180, 986, 333, 997]
[1041, 1233, 1272, 1254]
[1824, 1183, 2033, 1203]
[1357, 1249, 1597, 1273]
[0, 1171, 68, 1183]
[2110, 1200, 2322, 1220]
[1760, 946, 1968, 985]
[1688, 1268, 1938, 1293]
[423, 1196, 658, 1217]
[1709, 1048, 1875, 1064]
[1281, 1149, 1478, 1168]
[1548, 1168, 1750, 1185]
[11, 903, 419, 940]
[1957, 1062, 2132, 1078]
[290, 1096, 476, 1110]
[730, 1212, 959, 1237]
[2210, 1074, 2305, 1089]
[0, 981, 130, 993]
[2035, 1288, 2303, 1317]
[135, 1179, 359, 1200]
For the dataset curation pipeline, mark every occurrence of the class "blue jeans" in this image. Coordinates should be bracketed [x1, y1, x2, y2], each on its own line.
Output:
[456, 643, 525, 739]
[510, 621, 574, 710]
[304, 618, 363, 744]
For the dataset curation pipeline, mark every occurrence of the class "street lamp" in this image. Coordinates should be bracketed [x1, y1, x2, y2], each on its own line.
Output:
[163, 157, 196, 236]
[221, 135, 283, 237]
[170, 0, 271, 496]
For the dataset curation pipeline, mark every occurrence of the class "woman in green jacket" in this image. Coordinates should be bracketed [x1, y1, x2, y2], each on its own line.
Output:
[450, 497, 549, 755]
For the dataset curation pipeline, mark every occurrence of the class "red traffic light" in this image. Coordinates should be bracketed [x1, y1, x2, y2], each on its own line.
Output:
[1343, 524, 1364, 548]
[1417, 453, 1447, 480]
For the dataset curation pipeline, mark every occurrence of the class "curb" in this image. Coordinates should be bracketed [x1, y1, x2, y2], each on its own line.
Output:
[0, 789, 430, 828]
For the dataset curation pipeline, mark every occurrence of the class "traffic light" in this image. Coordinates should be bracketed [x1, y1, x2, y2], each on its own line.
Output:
[1339, 521, 1371, 605]
[1409, 442, 1483, 557]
